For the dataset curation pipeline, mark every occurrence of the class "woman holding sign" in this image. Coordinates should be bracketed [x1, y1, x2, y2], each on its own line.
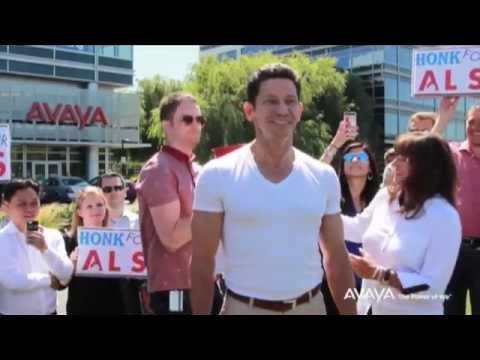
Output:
[64, 186, 126, 315]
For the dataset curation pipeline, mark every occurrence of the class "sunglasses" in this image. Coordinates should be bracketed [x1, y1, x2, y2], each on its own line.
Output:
[343, 151, 369, 163]
[102, 185, 124, 194]
[181, 115, 206, 126]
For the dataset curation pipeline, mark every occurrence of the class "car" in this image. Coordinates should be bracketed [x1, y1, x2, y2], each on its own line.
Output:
[40, 176, 90, 203]
[88, 176, 137, 204]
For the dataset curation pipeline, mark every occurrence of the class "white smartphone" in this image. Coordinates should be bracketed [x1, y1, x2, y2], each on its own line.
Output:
[343, 112, 357, 128]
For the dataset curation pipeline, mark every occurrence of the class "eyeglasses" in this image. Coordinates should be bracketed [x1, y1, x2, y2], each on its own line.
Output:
[102, 186, 124, 194]
[181, 115, 206, 126]
[343, 151, 369, 163]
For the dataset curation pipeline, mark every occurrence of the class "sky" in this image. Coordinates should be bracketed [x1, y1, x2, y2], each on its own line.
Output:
[133, 45, 199, 86]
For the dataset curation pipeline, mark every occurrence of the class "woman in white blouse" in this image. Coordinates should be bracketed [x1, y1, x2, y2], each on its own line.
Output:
[342, 133, 461, 315]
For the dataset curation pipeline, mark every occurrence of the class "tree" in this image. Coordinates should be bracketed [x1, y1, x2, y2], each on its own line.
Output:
[184, 52, 348, 162]
[136, 53, 375, 165]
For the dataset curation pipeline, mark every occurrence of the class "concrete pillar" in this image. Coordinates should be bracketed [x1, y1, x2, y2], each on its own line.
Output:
[87, 146, 98, 179]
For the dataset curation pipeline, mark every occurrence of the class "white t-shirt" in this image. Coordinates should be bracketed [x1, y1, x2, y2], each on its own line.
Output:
[342, 188, 461, 315]
[109, 210, 139, 230]
[193, 144, 341, 300]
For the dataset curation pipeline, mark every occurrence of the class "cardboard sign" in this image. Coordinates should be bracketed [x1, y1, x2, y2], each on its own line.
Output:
[76, 227, 147, 278]
[412, 46, 480, 97]
[0, 125, 11, 181]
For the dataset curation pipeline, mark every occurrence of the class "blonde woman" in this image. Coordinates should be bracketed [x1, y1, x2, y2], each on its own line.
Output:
[64, 186, 126, 315]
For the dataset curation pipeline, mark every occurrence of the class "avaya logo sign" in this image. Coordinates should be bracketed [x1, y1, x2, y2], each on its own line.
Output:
[26, 102, 109, 130]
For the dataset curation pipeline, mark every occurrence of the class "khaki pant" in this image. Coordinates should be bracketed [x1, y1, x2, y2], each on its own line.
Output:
[221, 290, 326, 315]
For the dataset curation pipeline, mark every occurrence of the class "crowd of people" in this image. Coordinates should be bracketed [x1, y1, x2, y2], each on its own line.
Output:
[0, 62, 479, 315]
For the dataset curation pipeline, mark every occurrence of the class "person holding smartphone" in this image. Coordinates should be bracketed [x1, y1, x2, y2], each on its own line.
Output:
[0, 179, 73, 315]
[321, 141, 380, 314]
[342, 133, 461, 315]
[320, 112, 359, 164]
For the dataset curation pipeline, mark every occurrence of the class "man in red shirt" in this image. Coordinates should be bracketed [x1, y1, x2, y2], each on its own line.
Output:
[433, 96, 480, 314]
[137, 92, 220, 315]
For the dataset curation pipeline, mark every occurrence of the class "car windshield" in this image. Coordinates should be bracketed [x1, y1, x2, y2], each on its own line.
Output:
[61, 178, 89, 186]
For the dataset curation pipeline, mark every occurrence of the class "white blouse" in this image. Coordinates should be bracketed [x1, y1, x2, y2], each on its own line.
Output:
[342, 188, 461, 315]
[0, 221, 73, 315]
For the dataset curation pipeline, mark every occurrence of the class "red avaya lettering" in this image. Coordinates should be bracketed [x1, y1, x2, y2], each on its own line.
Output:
[43, 103, 63, 124]
[90, 107, 108, 127]
[75, 105, 93, 130]
[26, 103, 109, 128]
[59, 104, 78, 125]
[26, 102, 46, 123]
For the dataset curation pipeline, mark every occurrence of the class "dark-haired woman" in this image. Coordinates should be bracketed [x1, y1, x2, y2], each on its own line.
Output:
[342, 133, 461, 315]
[320, 121, 379, 315]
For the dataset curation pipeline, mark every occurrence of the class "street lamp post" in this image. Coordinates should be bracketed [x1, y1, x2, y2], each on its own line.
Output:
[120, 139, 136, 178]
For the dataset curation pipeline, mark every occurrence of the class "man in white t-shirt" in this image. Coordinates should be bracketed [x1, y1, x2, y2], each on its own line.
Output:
[190, 63, 356, 315]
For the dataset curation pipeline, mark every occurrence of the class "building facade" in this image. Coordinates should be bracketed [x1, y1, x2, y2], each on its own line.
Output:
[0, 45, 148, 182]
[201, 45, 474, 150]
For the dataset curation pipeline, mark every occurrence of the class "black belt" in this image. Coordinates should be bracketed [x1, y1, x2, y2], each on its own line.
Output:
[463, 237, 480, 247]
[226, 284, 321, 313]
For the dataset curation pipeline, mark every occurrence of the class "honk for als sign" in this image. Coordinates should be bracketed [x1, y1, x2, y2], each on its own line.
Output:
[412, 46, 480, 97]
[76, 227, 147, 278]
[0, 125, 11, 181]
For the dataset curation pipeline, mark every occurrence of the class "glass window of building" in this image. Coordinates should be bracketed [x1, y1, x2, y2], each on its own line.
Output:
[399, 47, 412, 70]
[97, 46, 115, 58]
[399, 78, 412, 103]
[351, 46, 375, 68]
[399, 112, 410, 133]
[371, 46, 384, 64]
[384, 46, 398, 66]
[466, 97, 478, 112]
[384, 75, 398, 100]
[385, 111, 398, 137]
[117, 46, 133, 60]
[219, 50, 237, 60]
[331, 48, 351, 69]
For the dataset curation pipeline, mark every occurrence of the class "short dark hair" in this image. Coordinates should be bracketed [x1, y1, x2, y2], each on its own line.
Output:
[3, 179, 40, 202]
[159, 92, 197, 122]
[394, 133, 457, 219]
[100, 172, 125, 188]
[246, 63, 301, 106]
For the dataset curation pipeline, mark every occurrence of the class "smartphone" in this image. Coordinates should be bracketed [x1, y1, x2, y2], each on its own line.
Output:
[343, 111, 357, 128]
[27, 220, 39, 232]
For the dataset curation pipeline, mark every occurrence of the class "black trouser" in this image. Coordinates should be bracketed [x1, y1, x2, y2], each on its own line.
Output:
[150, 280, 225, 315]
[119, 279, 144, 315]
[444, 241, 480, 315]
